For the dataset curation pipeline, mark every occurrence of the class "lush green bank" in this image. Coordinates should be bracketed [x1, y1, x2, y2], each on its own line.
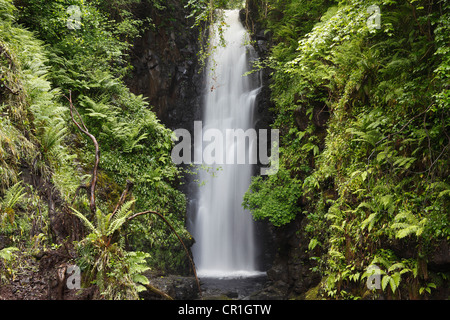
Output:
[1, 0, 192, 299]
[243, 0, 449, 299]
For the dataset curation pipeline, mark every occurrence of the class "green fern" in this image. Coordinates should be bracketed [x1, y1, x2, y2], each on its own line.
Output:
[391, 210, 427, 239]
[0, 181, 26, 226]
[79, 95, 119, 120]
[72, 199, 151, 299]
[0, 246, 19, 283]
[126, 251, 151, 292]
[70, 207, 97, 235]
[71, 200, 135, 238]
[40, 122, 67, 153]
[1, 181, 25, 208]
[108, 200, 135, 236]
[0, 118, 36, 190]
[0, 246, 19, 261]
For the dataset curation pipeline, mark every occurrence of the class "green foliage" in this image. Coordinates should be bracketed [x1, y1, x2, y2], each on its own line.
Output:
[243, 167, 301, 226]
[0, 246, 19, 261]
[1, 0, 80, 200]
[0, 117, 36, 191]
[0, 0, 193, 298]
[16, 0, 189, 272]
[0, 246, 19, 283]
[246, 0, 449, 299]
[0, 182, 25, 227]
[72, 201, 150, 299]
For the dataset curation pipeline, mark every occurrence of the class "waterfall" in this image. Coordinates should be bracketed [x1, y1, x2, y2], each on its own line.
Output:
[190, 10, 263, 278]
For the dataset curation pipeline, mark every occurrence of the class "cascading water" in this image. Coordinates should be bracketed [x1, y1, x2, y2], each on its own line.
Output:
[190, 10, 263, 279]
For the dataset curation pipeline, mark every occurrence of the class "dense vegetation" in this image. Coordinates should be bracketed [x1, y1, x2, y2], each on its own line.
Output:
[0, 0, 448, 300]
[243, 0, 449, 299]
[0, 0, 192, 299]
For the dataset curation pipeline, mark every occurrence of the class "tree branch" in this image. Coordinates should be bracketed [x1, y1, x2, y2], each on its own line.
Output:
[1, 81, 20, 95]
[65, 90, 99, 215]
[128, 210, 202, 295]
[110, 179, 134, 222]
[144, 283, 174, 300]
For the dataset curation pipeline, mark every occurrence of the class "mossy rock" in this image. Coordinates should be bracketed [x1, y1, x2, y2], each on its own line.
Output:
[304, 283, 321, 300]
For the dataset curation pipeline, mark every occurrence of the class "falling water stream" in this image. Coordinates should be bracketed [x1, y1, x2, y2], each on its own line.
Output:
[189, 10, 266, 294]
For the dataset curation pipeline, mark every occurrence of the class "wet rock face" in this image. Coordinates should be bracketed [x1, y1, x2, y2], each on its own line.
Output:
[127, 1, 203, 132]
[428, 240, 450, 272]
[264, 216, 321, 298]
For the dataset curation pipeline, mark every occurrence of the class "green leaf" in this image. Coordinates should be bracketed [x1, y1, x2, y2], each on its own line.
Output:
[0, 247, 19, 261]
[381, 275, 390, 291]
[391, 272, 401, 292]
[70, 207, 97, 234]
[362, 213, 377, 231]
[361, 170, 368, 181]
[308, 238, 320, 250]
[132, 274, 149, 285]
[388, 262, 405, 272]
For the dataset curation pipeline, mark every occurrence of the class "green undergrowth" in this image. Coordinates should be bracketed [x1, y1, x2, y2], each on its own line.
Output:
[244, 0, 449, 299]
[1, 0, 193, 299]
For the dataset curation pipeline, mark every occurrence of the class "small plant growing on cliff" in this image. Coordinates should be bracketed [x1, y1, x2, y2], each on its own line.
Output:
[0, 182, 26, 227]
[72, 201, 151, 299]
[0, 246, 19, 283]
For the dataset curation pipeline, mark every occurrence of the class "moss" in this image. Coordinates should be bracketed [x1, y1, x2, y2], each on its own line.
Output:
[304, 283, 321, 300]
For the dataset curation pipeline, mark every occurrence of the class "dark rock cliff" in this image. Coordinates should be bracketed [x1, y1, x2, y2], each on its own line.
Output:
[126, 1, 203, 133]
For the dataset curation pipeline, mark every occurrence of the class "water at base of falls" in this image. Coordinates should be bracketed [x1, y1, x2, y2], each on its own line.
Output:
[197, 270, 266, 279]
[200, 274, 268, 299]
[189, 9, 264, 280]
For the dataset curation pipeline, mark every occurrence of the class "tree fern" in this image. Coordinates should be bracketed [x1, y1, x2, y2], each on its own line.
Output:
[71, 201, 152, 299]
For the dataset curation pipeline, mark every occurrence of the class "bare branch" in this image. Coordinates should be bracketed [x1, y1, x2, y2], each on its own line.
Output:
[128, 210, 202, 295]
[65, 91, 99, 214]
[144, 283, 174, 300]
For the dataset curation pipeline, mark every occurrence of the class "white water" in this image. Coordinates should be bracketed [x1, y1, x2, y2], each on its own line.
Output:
[191, 10, 263, 278]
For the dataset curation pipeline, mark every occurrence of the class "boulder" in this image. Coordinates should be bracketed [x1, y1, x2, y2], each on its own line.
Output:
[140, 273, 199, 300]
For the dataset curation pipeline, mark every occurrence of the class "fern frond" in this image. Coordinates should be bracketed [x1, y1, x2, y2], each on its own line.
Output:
[1, 181, 25, 209]
[41, 123, 67, 152]
[0, 247, 19, 261]
[108, 200, 135, 236]
[391, 210, 427, 239]
[70, 207, 97, 234]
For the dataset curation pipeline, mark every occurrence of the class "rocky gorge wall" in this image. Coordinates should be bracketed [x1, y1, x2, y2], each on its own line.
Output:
[126, 2, 313, 299]
[126, 1, 203, 133]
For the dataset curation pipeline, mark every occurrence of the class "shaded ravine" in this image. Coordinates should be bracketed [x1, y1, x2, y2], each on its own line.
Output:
[190, 10, 264, 279]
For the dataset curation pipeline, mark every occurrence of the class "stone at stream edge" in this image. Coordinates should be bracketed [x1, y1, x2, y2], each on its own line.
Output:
[140, 273, 199, 300]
